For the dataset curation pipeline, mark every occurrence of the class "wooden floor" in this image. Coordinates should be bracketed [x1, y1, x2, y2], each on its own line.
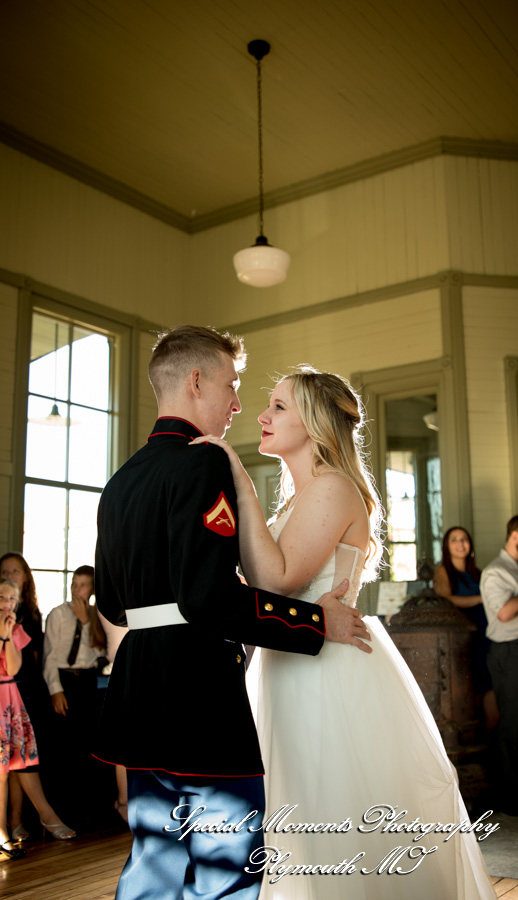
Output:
[0, 827, 132, 900]
[0, 827, 517, 898]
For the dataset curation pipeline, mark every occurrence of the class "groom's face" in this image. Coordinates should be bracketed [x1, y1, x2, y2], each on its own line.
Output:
[197, 353, 242, 437]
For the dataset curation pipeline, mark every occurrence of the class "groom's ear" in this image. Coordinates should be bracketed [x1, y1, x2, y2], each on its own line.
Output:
[188, 368, 202, 398]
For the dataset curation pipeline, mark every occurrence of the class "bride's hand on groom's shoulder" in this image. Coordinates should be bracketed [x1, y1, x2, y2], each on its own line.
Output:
[317, 581, 373, 653]
[189, 434, 255, 497]
[189, 434, 235, 455]
[189, 433, 241, 469]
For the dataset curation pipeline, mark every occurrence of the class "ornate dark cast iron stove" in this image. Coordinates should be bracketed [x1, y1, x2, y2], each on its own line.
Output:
[384, 558, 489, 806]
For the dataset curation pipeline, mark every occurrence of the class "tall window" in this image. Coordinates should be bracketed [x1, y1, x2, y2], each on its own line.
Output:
[24, 312, 114, 618]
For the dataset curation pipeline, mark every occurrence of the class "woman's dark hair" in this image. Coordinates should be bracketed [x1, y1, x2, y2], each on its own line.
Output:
[0, 551, 41, 623]
[441, 526, 480, 593]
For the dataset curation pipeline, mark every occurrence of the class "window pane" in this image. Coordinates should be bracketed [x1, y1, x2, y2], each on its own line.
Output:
[390, 543, 417, 582]
[385, 395, 442, 579]
[386, 466, 416, 543]
[71, 331, 110, 410]
[33, 570, 67, 622]
[68, 406, 109, 487]
[24, 310, 115, 617]
[26, 397, 68, 481]
[24, 484, 67, 570]
[67, 490, 101, 572]
[427, 457, 443, 564]
[29, 317, 70, 400]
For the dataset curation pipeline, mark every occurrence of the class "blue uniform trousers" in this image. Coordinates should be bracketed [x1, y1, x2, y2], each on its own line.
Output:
[116, 770, 265, 899]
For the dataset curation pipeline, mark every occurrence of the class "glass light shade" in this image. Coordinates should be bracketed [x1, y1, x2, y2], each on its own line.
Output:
[423, 411, 439, 431]
[233, 243, 290, 287]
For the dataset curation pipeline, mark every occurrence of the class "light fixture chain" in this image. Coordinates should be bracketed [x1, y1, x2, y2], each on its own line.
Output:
[256, 57, 264, 237]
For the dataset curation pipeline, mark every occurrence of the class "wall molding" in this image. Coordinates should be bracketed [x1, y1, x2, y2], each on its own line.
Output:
[2, 122, 517, 235]
[505, 357, 518, 514]
[3, 266, 518, 345]
[223, 274, 442, 335]
[223, 271, 518, 336]
[0, 267, 160, 335]
[439, 272, 473, 532]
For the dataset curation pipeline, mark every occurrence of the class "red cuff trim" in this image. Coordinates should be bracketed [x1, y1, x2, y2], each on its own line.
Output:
[255, 591, 326, 634]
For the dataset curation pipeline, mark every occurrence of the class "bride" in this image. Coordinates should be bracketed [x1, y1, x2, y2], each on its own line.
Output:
[192, 367, 496, 900]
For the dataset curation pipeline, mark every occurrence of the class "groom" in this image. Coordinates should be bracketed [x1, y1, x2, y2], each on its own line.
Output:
[94, 324, 372, 899]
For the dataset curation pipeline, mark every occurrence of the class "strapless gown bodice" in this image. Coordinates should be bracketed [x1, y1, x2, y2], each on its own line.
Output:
[268, 509, 366, 608]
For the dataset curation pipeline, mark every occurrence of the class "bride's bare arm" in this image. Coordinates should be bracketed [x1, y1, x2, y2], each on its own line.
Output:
[190, 435, 362, 594]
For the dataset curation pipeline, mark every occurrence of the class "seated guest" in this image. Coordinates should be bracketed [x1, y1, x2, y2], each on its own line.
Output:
[434, 527, 498, 731]
[481, 516, 518, 815]
[43, 566, 106, 828]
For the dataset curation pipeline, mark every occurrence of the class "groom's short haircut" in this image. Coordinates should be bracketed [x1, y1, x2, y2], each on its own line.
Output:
[148, 324, 246, 402]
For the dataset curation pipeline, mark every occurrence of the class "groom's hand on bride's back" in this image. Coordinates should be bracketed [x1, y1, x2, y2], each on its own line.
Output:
[317, 580, 373, 653]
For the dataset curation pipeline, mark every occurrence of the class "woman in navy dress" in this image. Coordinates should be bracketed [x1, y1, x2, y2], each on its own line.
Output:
[434, 527, 498, 731]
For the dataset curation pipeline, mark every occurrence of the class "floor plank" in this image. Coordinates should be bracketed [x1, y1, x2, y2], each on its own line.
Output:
[1, 827, 516, 898]
[494, 880, 518, 898]
[0, 828, 131, 900]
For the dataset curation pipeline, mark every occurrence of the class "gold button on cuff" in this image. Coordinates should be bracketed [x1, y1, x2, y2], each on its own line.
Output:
[289, 607, 298, 616]
[264, 603, 274, 612]
[236, 654, 242, 664]
[312, 613, 320, 622]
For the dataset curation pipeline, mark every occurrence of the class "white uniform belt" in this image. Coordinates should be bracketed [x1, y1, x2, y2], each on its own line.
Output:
[126, 603, 188, 629]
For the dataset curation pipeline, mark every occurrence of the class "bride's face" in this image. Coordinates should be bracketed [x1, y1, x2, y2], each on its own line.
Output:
[258, 380, 310, 459]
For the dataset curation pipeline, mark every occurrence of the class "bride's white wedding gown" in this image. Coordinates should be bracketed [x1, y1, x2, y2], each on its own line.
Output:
[246, 506, 496, 899]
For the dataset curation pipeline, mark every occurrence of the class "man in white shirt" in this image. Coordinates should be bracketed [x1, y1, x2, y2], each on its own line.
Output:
[43, 565, 105, 827]
[43, 566, 103, 705]
[480, 515, 518, 815]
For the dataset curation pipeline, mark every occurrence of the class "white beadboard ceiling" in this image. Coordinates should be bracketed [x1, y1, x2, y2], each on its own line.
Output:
[1, 0, 517, 230]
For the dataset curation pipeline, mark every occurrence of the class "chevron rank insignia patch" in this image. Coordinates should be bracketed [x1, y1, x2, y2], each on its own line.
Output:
[203, 492, 236, 536]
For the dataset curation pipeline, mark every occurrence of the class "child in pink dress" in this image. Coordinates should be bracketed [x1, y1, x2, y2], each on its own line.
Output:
[0, 578, 38, 858]
[0, 579, 75, 859]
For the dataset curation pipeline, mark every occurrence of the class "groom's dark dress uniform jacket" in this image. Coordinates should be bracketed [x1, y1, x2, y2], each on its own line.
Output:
[93, 417, 325, 777]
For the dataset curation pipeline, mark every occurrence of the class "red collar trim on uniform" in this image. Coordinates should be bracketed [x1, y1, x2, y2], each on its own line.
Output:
[147, 417, 204, 442]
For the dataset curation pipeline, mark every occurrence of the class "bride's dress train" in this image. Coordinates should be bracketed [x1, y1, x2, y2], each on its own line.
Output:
[247, 510, 496, 899]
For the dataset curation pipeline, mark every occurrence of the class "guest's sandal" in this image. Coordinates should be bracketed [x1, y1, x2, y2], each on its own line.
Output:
[0, 841, 25, 859]
[40, 820, 76, 840]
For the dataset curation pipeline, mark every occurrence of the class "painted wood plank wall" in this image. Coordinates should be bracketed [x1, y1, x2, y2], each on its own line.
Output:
[188, 157, 451, 326]
[138, 330, 159, 447]
[444, 158, 518, 276]
[463, 286, 518, 565]
[0, 144, 189, 324]
[2, 143, 516, 335]
[227, 290, 442, 447]
[188, 157, 518, 327]
[0, 284, 19, 554]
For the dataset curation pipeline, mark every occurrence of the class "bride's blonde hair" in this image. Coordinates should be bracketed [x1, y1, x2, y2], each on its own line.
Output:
[279, 366, 383, 581]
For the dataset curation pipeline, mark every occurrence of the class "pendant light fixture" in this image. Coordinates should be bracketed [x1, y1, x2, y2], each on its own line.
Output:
[233, 40, 290, 288]
[29, 323, 75, 426]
